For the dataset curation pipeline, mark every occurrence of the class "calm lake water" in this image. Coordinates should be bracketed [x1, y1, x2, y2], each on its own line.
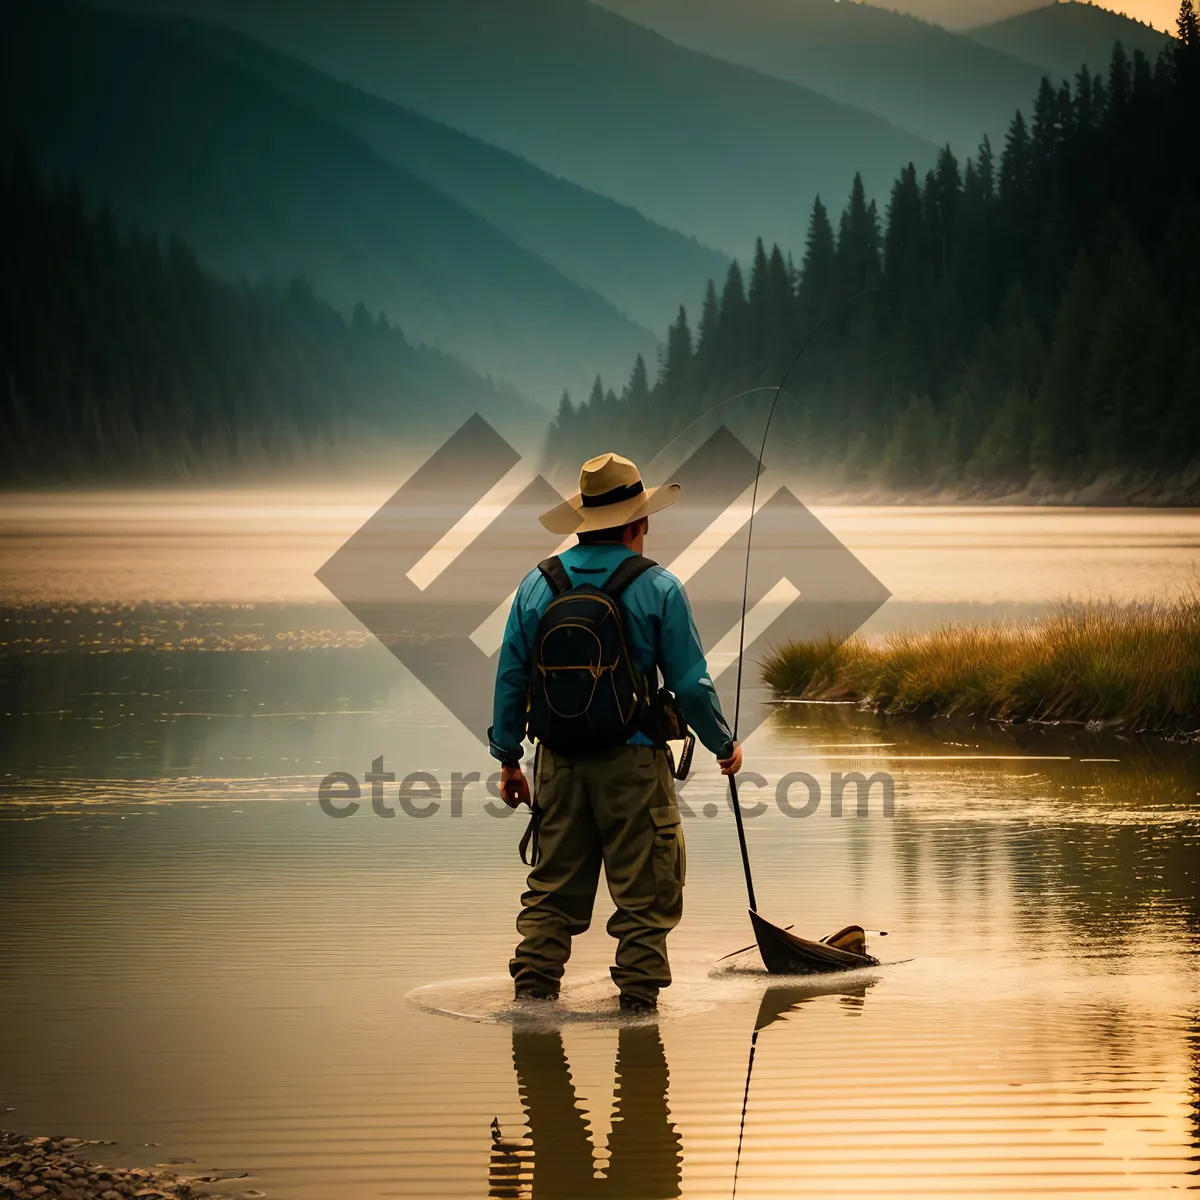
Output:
[1, 493, 1198, 1199]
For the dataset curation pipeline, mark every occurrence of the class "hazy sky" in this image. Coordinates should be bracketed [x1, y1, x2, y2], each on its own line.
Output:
[888, 0, 1177, 32]
[1104, 0, 1180, 27]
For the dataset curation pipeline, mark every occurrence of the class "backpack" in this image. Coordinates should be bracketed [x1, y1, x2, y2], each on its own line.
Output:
[525, 554, 658, 753]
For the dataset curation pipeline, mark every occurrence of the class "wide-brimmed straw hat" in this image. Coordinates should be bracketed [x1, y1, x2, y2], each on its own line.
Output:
[539, 451, 680, 535]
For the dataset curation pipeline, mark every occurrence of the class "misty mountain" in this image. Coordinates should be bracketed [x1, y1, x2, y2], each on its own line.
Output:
[2, 147, 542, 482]
[96, 0, 937, 259]
[878, 0, 1044, 30]
[0, 2, 654, 406]
[167, 18, 729, 334]
[596, 0, 1047, 154]
[969, 2, 1174, 81]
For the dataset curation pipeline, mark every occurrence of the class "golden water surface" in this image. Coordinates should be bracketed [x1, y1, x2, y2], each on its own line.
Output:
[1, 493, 1197, 1198]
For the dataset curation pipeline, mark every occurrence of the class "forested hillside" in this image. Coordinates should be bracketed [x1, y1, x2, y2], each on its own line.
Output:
[164, 18, 729, 335]
[548, 12, 1200, 500]
[98, 0, 936, 257]
[970, 3, 1174, 81]
[0, 2, 653, 407]
[0, 150, 530, 482]
[598, 0, 1047, 154]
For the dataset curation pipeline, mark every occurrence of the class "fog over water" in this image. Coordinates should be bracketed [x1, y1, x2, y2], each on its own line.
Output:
[3, 488, 1197, 608]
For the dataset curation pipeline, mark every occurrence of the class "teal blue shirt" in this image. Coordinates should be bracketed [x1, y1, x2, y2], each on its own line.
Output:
[489, 543, 734, 764]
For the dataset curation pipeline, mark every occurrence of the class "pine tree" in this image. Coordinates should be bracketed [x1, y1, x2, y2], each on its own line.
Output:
[660, 306, 692, 399]
[1032, 253, 1097, 474]
[747, 238, 772, 375]
[1180, 0, 1200, 43]
[588, 375, 605, 410]
[837, 174, 881, 295]
[977, 135, 996, 203]
[1085, 216, 1168, 469]
[1074, 67, 1096, 132]
[957, 144, 999, 334]
[1175, 1, 1200, 195]
[695, 280, 720, 378]
[1108, 43, 1132, 121]
[626, 354, 650, 408]
[1000, 111, 1031, 206]
[716, 261, 750, 381]
[997, 111, 1035, 299]
[968, 386, 1033, 482]
[767, 243, 795, 357]
[930, 146, 962, 281]
[881, 395, 939, 487]
[544, 390, 576, 467]
[797, 196, 837, 326]
[842, 427, 877, 486]
[885, 164, 925, 294]
[1092, 69, 1109, 122]
[1163, 327, 1200, 465]
[1031, 78, 1063, 166]
[948, 389, 982, 471]
[1156, 194, 1200, 313]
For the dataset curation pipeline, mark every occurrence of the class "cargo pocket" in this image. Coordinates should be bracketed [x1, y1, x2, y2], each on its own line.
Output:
[650, 803, 685, 894]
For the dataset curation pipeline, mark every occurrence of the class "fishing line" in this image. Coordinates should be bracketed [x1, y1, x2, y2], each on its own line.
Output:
[642, 385, 800, 476]
[725, 285, 896, 912]
[730, 286, 894, 738]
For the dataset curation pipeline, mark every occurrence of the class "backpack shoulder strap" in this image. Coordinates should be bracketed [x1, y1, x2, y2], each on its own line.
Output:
[602, 555, 658, 600]
[537, 556, 573, 597]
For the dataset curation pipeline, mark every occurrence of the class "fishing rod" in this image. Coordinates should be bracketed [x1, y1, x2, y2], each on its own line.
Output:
[715, 288, 893, 1199]
[723, 287, 896, 913]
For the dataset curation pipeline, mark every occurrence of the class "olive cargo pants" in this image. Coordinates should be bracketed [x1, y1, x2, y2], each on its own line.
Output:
[510, 745, 685, 1004]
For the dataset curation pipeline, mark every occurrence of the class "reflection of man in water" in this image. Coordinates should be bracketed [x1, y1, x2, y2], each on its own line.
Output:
[499, 1025, 683, 1199]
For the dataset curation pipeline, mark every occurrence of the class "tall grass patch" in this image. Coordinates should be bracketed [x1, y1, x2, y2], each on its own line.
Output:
[761, 596, 1200, 738]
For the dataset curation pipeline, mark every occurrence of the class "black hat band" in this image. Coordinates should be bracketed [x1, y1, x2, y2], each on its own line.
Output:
[580, 479, 645, 508]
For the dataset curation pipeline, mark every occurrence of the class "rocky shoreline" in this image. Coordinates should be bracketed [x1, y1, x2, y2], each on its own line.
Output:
[0, 1133, 260, 1200]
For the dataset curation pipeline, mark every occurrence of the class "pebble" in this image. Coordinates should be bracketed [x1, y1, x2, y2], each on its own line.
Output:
[0, 1130, 259, 1200]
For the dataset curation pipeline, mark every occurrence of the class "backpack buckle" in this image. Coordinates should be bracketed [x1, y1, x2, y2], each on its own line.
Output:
[664, 732, 695, 781]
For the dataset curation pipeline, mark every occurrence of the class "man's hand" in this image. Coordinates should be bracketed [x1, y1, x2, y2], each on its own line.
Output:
[501, 764, 531, 808]
[718, 742, 743, 777]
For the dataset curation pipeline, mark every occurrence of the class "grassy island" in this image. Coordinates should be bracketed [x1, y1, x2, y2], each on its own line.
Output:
[761, 597, 1200, 741]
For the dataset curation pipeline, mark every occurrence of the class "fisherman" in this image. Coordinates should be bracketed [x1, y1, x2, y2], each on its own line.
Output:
[489, 451, 742, 1014]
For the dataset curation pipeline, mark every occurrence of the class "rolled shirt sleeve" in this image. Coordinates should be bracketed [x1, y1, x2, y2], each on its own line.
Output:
[655, 573, 735, 760]
[488, 571, 545, 765]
